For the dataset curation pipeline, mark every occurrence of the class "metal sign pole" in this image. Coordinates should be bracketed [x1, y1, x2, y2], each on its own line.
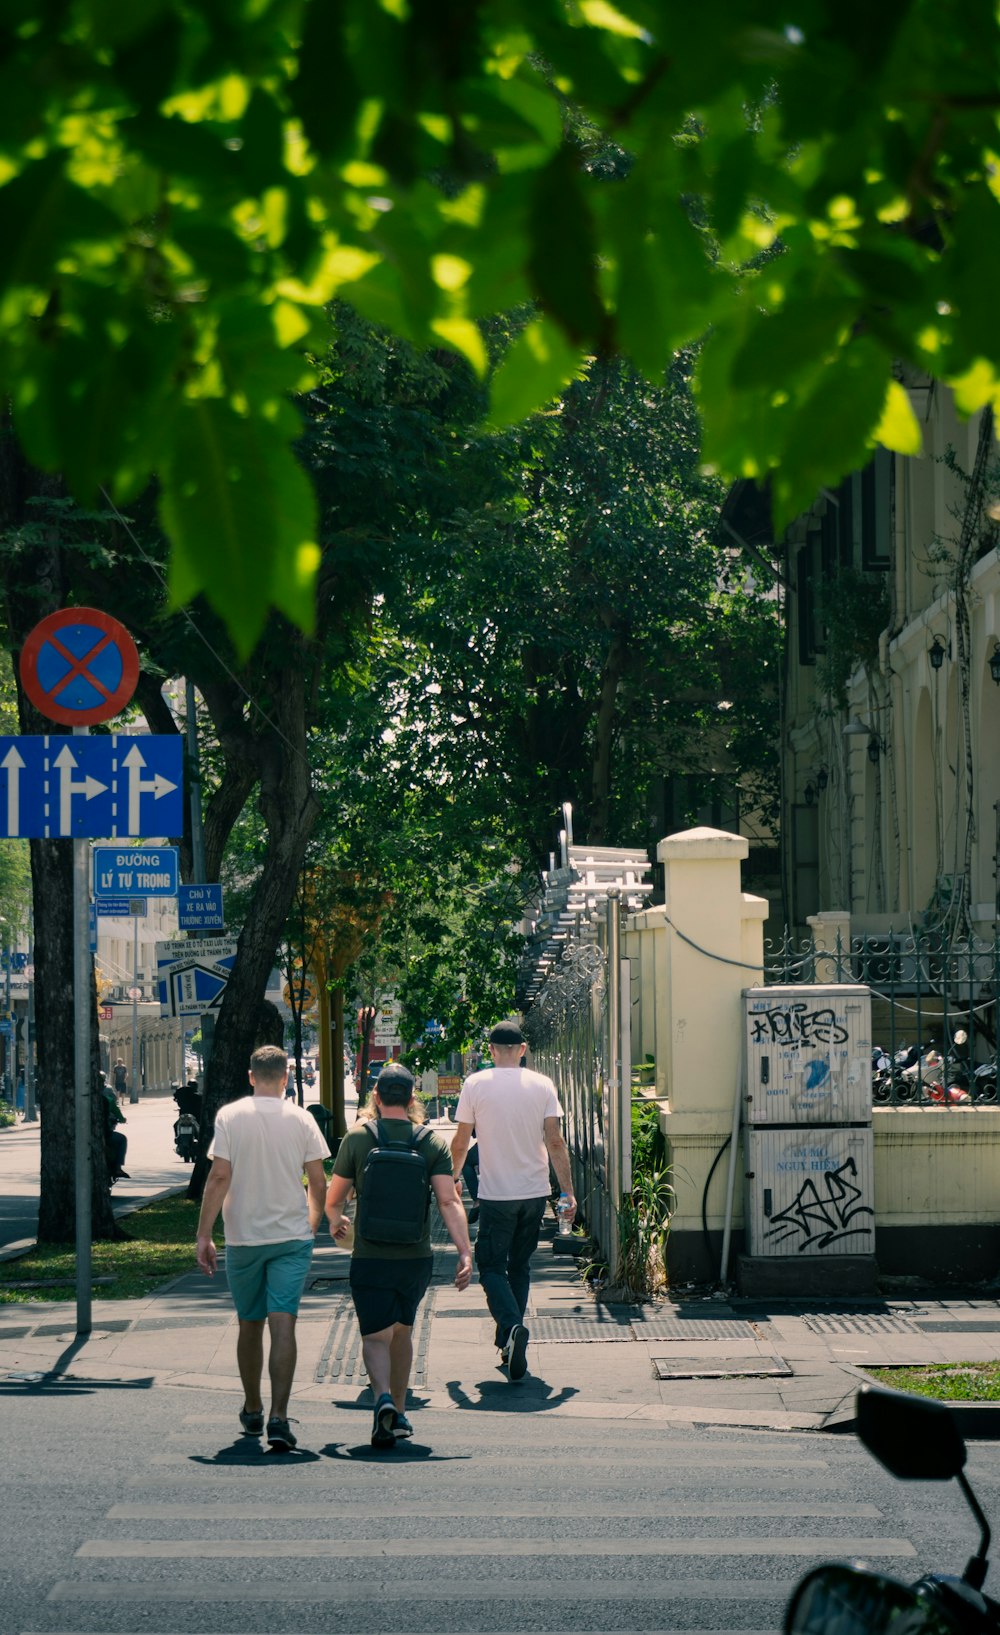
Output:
[130, 914, 139, 1104]
[606, 888, 622, 1275]
[73, 724, 92, 1336]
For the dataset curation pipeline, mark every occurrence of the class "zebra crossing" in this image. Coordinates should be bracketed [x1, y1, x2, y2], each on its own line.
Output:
[23, 1401, 925, 1635]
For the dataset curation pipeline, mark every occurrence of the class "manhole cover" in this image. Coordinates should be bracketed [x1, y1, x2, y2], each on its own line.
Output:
[531, 1317, 635, 1342]
[804, 1315, 918, 1335]
[652, 1354, 792, 1379]
[915, 1319, 1000, 1333]
[635, 1318, 758, 1341]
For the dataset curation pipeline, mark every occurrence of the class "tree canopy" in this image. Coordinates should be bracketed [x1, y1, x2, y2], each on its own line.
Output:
[3, 1, 998, 653]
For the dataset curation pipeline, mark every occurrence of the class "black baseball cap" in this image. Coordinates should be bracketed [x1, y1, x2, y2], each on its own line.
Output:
[375, 1063, 415, 1104]
[488, 1021, 525, 1046]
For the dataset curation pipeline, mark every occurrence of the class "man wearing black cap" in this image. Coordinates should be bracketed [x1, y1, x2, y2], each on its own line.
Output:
[326, 1063, 472, 1446]
[450, 1021, 575, 1381]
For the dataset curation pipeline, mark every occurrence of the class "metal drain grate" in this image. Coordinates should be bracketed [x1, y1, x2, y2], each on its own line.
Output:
[634, 1317, 759, 1341]
[804, 1314, 917, 1336]
[530, 1316, 635, 1342]
[652, 1353, 792, 1380]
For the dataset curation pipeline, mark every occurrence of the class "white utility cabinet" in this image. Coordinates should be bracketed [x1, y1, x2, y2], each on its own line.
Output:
[743, 985, 874, 1261]
[744, 984, 872, 1125]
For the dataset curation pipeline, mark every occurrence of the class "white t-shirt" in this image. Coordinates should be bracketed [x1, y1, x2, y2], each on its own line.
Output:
[209, 1095, 330, 1246]
[455, 1066, 563, 1200]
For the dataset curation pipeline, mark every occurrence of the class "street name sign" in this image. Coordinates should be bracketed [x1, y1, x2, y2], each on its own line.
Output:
[0, 734, 183, 839]
[19, 607, 140, 726]
[178, 882, 224, 932]
[94, 846, 179, 898]
[157, 938, 237, 1018]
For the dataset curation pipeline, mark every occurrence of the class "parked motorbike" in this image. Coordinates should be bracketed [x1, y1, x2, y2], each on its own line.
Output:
[785, 1385, 998, 1635]
[172, 1080, 202, 1164]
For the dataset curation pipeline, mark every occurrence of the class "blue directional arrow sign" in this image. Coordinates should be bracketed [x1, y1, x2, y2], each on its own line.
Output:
[0, 734, 183, 839]
[156, 938, 237, 1018]
[94, 847, 178, 899]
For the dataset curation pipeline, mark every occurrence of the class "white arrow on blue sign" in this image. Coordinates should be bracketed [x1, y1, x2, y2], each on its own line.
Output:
[94, 847, 179, 899]
[0, 734, 183, 839]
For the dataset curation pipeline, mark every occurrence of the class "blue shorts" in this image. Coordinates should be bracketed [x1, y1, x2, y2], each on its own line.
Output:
[225, 1238, 314, 1322]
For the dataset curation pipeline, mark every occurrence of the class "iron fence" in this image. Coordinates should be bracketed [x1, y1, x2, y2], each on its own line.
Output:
[764, 928, 1000, 1109]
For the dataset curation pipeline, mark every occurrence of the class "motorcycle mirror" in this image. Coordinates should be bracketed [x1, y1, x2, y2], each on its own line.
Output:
[784, 1563, 931, 1635]
[954, 1029, 968, 1045]
[856, 1386, 967, 1480]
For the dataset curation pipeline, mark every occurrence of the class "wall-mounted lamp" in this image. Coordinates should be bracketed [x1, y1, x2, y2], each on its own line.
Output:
[929, 634, 949, 671]
[816, 766, 829, 792]
[804, 782, 816, 806]
[990, 641, 1000, 688]
[867, 736, 882, 765]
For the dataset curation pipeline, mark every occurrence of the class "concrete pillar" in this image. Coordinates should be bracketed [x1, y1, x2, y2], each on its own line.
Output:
[807, 909, 852, 984]
[650, 826, 769, 1282]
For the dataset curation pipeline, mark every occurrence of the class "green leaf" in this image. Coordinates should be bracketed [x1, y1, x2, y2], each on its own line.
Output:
[772, 342, 891, 531]
[159, 401, 319, 658]
[487, 316, 583, 427]
[528, 149, 604, 343]
[874, 379, 922, 456]
[0, 155, 121, 315]
[731, 299, 856, 391]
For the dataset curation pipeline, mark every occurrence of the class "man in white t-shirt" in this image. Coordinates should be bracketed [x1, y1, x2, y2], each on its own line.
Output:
[196, 1045, 335, 1450]
[450, 1021, 576, 1382]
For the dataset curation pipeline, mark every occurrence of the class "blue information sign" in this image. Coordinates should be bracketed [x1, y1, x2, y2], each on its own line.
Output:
[0, 734, 183, 839]
[93, 846, 179, 899]
[178, 883, 224, 932]
[95, 897, 148, 918]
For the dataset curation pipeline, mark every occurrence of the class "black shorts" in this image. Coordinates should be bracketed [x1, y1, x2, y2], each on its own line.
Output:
[348, 1256, 434, 1335]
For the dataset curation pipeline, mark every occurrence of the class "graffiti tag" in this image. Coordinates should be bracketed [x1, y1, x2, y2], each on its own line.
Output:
[764, 1156, 874, 1253]
[749, 1004, 849, 1049]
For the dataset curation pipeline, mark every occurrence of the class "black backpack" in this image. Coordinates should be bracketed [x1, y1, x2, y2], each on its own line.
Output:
[357, 1119, 435, 1245]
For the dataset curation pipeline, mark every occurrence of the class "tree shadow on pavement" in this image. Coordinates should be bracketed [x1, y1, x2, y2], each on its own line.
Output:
[445, 1378, 578, 1413]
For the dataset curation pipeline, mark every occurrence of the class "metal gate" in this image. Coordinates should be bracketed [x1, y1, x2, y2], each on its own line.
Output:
[519, 830, 651, 1276]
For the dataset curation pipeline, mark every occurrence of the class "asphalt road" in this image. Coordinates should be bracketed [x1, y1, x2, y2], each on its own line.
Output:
[3, 1369, 1000, 1635]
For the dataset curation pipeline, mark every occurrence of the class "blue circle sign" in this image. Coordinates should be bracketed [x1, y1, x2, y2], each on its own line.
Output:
[20, 607, 140, 725]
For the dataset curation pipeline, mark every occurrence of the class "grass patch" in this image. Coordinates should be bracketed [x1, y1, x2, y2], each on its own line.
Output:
[866, 1362, 1000, 1402]
[0, 1192, 220, 1303]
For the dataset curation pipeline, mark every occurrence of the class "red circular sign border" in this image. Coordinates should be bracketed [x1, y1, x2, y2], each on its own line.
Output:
[19, 607, 140, 726]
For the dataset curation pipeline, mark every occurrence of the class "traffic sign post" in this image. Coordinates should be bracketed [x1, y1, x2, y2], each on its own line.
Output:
[178, 883, 224, 932]
[0, 735, 183, 840]
[157, 939, 237, 1019]
[18, 609, 144, 1341]
[93, 847, 179, 899]
[19, 607, 140, 727]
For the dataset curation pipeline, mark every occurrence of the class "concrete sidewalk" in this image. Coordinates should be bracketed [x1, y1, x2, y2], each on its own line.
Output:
[3, 1200, 1000, 1437]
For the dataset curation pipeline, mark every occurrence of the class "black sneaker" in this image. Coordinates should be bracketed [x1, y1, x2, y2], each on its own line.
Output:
[266, 1416, 297, 1451]
[393, 1411, 413, 1440]
[239, 1406, 264, 1436]
[371, 1393, 397, 1449]
[503, 1323, 529, 1381]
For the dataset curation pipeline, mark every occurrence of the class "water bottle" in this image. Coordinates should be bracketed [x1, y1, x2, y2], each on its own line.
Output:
[556, 1194, 574, 1237]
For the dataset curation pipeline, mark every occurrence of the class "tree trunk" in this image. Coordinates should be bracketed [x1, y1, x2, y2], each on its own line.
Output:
[188, 652, 319, 1196]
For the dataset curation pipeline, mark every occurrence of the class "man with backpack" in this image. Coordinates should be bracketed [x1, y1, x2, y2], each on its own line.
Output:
[326, 1062, 472, 1448]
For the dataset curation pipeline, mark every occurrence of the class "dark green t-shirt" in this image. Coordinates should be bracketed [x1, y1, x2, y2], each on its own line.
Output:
[333, 1118, 453, 1260]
